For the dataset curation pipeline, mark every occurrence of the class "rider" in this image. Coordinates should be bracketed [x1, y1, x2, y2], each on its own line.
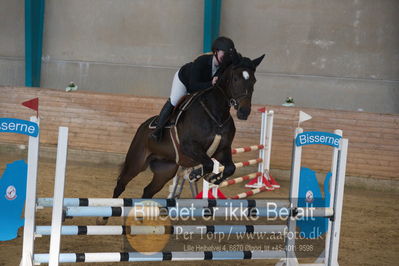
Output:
[151, 36, 236, 142]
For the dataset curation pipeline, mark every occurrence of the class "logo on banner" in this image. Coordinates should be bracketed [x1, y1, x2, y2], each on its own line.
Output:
[5, 186, 17, 200]
[296, 131, 342, 148]
[305, 190, 314, 203]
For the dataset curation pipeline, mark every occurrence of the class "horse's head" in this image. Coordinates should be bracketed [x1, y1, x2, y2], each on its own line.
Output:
[220, 52, 265, 120]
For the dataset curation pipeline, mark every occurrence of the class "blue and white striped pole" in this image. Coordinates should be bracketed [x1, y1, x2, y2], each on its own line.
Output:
[62, 206, 334, 218]
[36, 225, 288, 236]
[37, 198, 290, 208]
[34, 251, 287, 264]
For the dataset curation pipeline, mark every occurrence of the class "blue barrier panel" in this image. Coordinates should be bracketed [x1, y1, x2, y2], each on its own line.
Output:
[297, 167, 330, 239]
[0, 160, 28, 241]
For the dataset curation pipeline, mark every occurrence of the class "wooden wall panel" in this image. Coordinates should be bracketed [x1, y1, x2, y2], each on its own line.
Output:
[1, 87, 398, 180]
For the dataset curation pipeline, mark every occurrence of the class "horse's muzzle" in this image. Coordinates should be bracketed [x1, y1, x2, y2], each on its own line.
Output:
[237, 106, 251, 120]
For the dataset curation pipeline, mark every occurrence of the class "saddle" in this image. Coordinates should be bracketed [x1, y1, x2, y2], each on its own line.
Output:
[148, 88, 210, 129]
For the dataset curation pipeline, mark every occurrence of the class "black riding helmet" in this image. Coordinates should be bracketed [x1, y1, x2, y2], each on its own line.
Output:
[211, 36, 235, 53]
[212, 37, 236, 66]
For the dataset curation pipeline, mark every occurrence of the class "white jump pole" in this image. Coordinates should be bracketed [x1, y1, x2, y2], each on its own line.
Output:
[255, 109, 267, 187]
[202, 179, 210, 198]
[48, 127, 69, 266]
[328, 138, 348, 265]
[285, 127, 303, 265]
[324, 129, 342, 264]
[167, 176, 179, 198]
[256, 109, 274, 187]
[202, 159, 220, 199]
[21, 117, 40, 266]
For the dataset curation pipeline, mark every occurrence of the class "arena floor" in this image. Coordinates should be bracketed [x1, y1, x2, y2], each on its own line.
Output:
[0, 152, 398, 266]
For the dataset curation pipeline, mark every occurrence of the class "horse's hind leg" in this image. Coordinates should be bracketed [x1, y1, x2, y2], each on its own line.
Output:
[113, 152, 150, 198]
[97, 142, 149, 225]
[142, 160, 178, 198]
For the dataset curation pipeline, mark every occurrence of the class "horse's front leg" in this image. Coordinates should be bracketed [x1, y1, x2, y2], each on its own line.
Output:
[181, 141, 216, 181]
[216, 148, 236, 178]
[207, 147, 236, 184]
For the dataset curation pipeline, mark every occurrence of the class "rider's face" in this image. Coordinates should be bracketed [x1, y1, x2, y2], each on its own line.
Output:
[215, 50, 225, 65]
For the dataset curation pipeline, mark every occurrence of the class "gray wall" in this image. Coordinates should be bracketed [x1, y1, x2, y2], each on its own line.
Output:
[0, 0, 25, 85]
[222, 0, 399, 113]
[1, 0, 398, 113]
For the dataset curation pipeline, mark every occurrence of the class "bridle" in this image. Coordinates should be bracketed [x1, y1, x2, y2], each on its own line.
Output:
[199, 65, 253, 129]
[215, 67, 252, 108]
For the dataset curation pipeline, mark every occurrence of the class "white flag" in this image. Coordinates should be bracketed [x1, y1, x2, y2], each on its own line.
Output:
[299, 111, 312, 124]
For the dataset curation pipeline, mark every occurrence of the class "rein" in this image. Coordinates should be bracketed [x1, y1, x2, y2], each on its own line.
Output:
[199, 100, 231, 128]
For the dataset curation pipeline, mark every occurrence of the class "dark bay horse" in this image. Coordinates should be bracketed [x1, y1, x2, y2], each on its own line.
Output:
[113, 53, 265, 200]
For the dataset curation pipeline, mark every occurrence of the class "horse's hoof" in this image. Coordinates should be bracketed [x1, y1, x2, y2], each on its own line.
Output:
[96, 217, 109, 225]
[189, 167, 203, 181]
[206, 173, 224, 185]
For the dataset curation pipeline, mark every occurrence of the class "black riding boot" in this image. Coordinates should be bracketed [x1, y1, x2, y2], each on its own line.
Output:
[151, 99, 174, 142]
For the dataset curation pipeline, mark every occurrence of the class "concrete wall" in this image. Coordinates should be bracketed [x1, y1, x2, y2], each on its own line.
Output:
[1, 0, 398, 113]
[222, 0, 399, 114]
[0, 0, 25, 85]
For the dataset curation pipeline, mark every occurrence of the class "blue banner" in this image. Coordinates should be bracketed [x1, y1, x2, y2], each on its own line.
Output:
[296, 131, 341, 148]
[0, 118, 39, 137]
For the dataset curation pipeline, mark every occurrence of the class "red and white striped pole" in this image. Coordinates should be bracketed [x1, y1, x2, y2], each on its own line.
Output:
[218, 172, 262, 188]
[230, 186, 270, 199]
[231, 144, 264, 155]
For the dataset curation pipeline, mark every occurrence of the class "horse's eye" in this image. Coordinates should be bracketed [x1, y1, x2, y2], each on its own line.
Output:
[234, 77, 238, 82]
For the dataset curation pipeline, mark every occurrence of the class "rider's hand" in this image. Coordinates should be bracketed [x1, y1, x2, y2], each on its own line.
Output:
[212, 76, 218, 85]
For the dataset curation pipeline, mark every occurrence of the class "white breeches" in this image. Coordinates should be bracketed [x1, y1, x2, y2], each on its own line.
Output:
[169, 71, 187, 106]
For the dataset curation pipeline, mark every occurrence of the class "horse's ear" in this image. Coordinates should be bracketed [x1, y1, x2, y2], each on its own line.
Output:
[252, 54, 265, 68]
